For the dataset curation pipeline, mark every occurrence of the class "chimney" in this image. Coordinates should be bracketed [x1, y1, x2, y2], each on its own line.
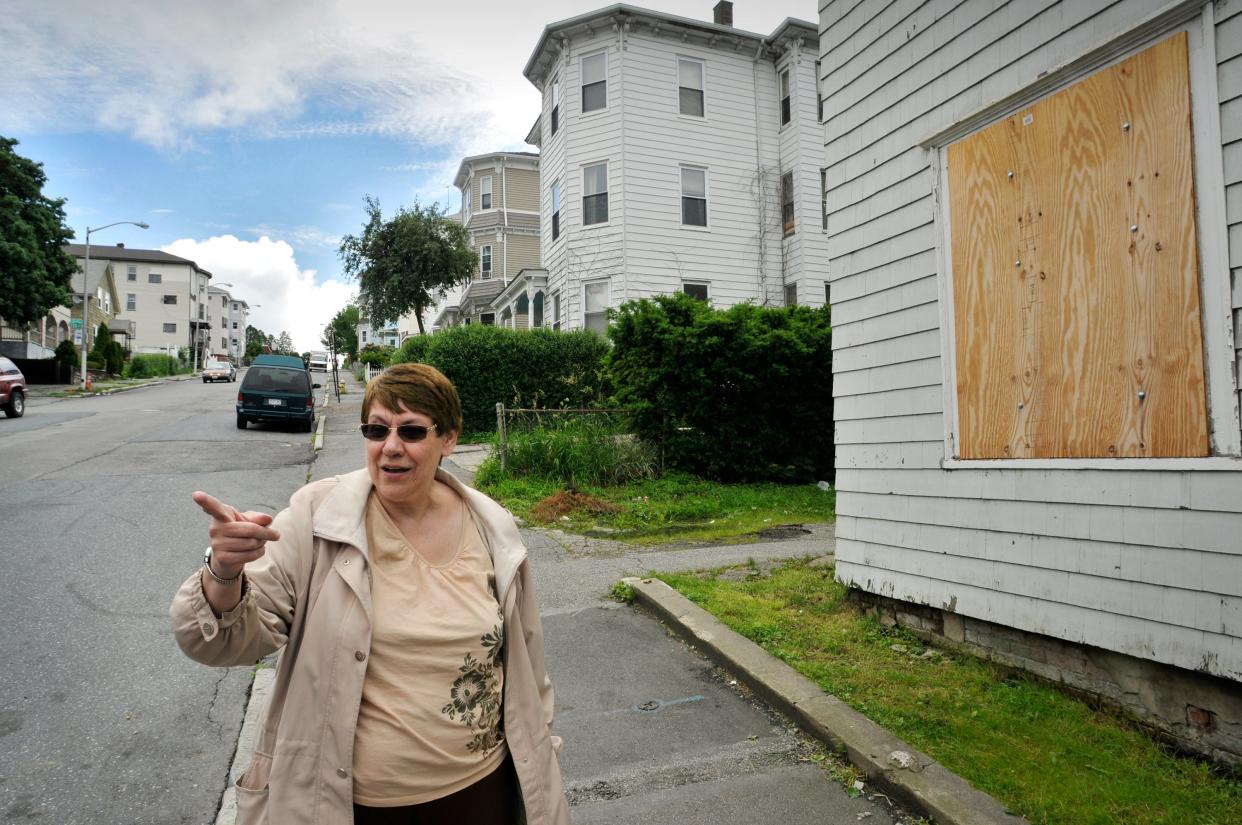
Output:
[713, 1, 733, 27]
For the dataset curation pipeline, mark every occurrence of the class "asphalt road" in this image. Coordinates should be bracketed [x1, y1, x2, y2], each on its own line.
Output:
[0, 377, 315, 825]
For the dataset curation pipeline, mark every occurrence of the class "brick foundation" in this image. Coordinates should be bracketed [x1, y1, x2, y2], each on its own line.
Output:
[847, 590, 1242, 772]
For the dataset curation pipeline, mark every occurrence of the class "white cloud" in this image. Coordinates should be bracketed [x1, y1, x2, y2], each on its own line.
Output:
[1, 1, 800, 158]
[162, 235, 356, 353]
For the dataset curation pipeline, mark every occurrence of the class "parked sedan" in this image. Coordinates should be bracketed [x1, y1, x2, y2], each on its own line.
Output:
[0, 356, 26, 418]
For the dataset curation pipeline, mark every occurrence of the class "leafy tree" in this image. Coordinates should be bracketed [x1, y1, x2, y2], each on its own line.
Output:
[274, 330, 294, 354]
[322, 303, 359, 360]
[338, 196, 475, 335]
[0, 137, 77, 325]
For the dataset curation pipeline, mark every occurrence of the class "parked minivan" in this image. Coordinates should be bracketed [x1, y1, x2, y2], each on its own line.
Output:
[236, 360, 319, 432]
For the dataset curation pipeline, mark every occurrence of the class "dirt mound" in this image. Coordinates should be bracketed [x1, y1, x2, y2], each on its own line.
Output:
[532, 490, 622, 522]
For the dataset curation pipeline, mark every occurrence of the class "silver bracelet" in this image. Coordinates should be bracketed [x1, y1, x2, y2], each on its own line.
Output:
[203, 562, 243, 586]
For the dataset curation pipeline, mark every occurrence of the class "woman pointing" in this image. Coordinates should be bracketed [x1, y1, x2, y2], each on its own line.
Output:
[171, 363, 568, 825]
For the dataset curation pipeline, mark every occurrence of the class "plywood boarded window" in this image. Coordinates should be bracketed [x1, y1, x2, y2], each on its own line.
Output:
[948, 33, 1208, 459]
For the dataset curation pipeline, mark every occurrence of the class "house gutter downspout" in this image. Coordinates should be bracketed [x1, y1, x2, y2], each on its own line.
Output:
[752, 38, 768, 305]
[502, 160, 508, 287]
[614, 16, 630, 305]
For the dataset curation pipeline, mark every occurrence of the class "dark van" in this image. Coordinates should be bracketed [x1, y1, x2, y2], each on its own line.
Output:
[236, 362, 319, 432]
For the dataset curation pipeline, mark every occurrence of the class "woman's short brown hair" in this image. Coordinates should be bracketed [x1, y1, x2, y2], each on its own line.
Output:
[361, 363, 463, 435]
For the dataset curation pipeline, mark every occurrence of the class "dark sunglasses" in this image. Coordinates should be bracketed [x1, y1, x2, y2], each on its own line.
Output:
[359, 423, 439, 442]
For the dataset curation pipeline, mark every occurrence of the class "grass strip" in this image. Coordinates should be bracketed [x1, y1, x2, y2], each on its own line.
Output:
[657, 560, 1241, 825]
[478, 471, 835, 545]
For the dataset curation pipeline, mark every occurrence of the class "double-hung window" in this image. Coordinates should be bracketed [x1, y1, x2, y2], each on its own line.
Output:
[781, 172, 795, 235]
[779, 69, 791, 125]
[552, 291, 561, 331]
[551, 181, 562, 240]
[582, 163, 608, 225]
[126, 293, 136, 311]
[127, 265, 136, 281]
[680, 167, 707, 227]
[678, 58, 704, 117]
[584, 280, 609, 335]
[481, 245, 492, 277]
[551, 78, 561, 134]
[784, 283, 797, 306]
[581, 52, 607, 113]
[480, 176, 492, 210]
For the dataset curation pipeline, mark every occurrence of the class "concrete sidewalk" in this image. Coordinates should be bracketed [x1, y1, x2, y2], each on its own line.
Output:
[215, 368, 1015, 825]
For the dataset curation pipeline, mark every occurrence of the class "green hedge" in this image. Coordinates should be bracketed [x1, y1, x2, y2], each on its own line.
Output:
[608, 293, 833, 483]
[391, 325, 610, 434]
[125, 354, 181, 378]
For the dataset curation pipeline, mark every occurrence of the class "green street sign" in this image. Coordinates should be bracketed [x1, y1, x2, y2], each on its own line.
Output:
[70, 319, 83, 329]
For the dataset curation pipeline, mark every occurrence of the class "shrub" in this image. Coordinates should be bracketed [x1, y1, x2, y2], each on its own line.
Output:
[391, 325, 611, 434]
[608, 292, 833, 483]
[103, 341, 125, 374]
[54, 339, 78, 368]
[125, 353, 179, 378]
[358, 343, 395, 367]
[483, 415, 658, 488]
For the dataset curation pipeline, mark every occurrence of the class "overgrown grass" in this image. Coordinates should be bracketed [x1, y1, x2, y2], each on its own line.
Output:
[657, 560, 1242, 825]
[481, 416, 658, 488]
[477, 471, 835, 545]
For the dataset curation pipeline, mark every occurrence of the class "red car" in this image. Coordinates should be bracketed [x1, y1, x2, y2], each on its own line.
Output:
[0, 356, 26, 418]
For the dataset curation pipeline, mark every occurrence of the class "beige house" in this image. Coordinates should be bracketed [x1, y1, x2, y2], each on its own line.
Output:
[66, 244, 214, 364]
[434, 152, 543, 330]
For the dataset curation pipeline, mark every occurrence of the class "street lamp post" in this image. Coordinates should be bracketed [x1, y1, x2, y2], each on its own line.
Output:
[82, 220, 149, 391]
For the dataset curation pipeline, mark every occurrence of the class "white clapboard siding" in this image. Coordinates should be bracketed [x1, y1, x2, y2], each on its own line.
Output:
[538, 22, 822, 319]
[823, 0, 1242, 681]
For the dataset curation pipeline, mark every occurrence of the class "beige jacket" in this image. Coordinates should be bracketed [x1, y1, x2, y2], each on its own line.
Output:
[171, 468, 569, 825]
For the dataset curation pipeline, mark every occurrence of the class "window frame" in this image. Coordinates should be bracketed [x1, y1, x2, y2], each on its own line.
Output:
[163, 322, 177, 334]
[148, 272, 162, 284]
[779, 68, 791, 126]
[583, 279, 610, 335]
[127, 265, 137, 281]
[928, 11, 1240, 469]
[552, 290, 561, 331]
[551, 77, 561, 135]
[581, 50, 608, 114]
[820, 168, 828, 231]
[682, 281, 710, 302]
[480, 175, 493, 211]
[163, 294, 178, 305]
[677, 56, 705, 118]
[126, 293, 136, 311]
[784, 283, 797, 307]
[679, 165, 709, 229]
[780, 172, 795, 236]
[581, 162, 609, 227]
[551, 180, 562, 241]
[481, 244, 493, 277]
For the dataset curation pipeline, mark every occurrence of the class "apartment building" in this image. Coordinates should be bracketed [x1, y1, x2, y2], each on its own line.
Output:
[434, 152, 543, 330]
[523, 1, 826, 333]
[65, 244, 217, 363]
[207, 284, 251, 364]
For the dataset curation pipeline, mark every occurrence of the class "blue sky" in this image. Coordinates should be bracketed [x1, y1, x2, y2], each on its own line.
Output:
[2, 0, 806, 351]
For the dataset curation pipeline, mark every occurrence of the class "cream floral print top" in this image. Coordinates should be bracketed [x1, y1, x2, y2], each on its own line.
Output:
[352, 491, 507, 807]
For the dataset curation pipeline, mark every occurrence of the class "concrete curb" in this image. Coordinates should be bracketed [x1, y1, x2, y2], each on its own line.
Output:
[215, 667, 275, 825]
[624, 576, 1028, 825]
[313, 413, 326, 451]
